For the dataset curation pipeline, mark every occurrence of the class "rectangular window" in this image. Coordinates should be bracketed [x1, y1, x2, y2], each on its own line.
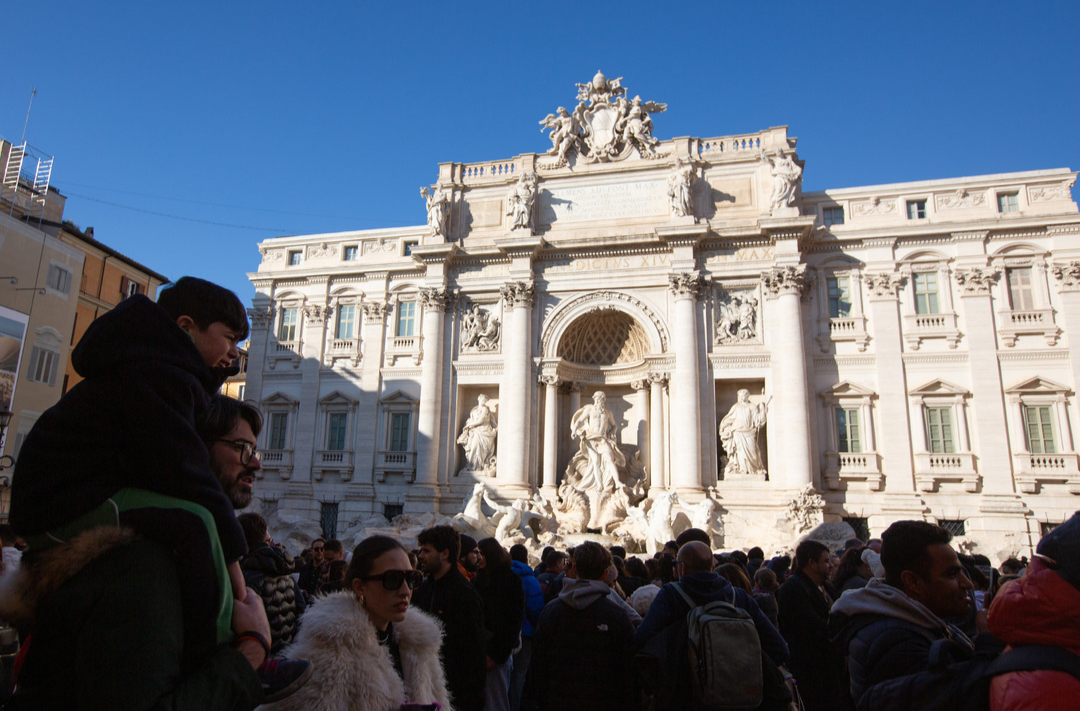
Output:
[1041, 521, 1059, 537]
[383, 503, 404, 521]
[907, 200, 927, 219]
[827, 277, 852, 318]
[268, 412, 288, 450]
[336, 304, 356, 340]
[823, 206, 845, 227]
[836, 408, 861, 453]
[913, 272, 940, 315]
[396, 301, 416, 337]
[326, 412, 348, 451]
[843, 517, 870, 541]
[278, 308, 298, 342]
[46, 265, 72, 294]
[344, 245, 359, 261]
[288, 250, 302, 266]
[27, 346, 59, 386]
[1006, 267, 1035, 310]
[998, 193, 1019, 213]
[320, 503, 339, 540]
[925, 407, 955, 454]
[939, 519, 966, 537]
[404, 241, 418, 256]
[1024, 405, 1056, 454]
[389, 413, 411, 452]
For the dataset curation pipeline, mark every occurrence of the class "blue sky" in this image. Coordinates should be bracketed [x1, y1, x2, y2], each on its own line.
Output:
[2, 1, 1077, 305]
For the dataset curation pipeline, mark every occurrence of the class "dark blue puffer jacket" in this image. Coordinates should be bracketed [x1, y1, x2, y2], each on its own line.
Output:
[512, 559, 545, 638]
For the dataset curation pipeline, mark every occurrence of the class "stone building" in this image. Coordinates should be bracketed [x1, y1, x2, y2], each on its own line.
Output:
[245, 72, 1078, 558]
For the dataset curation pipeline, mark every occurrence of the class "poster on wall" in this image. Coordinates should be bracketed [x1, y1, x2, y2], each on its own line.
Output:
[0, 305, 29, 452]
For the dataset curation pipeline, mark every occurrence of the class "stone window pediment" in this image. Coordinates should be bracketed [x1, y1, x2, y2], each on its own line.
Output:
[1005, 376, 1071, 397]
[909, 379, 970, 398]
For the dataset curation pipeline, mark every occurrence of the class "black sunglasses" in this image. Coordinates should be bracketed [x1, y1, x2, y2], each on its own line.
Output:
[362, 569, 424, 591]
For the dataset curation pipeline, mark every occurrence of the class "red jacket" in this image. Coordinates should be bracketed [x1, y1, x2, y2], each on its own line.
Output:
[987, 557, 1080, 711]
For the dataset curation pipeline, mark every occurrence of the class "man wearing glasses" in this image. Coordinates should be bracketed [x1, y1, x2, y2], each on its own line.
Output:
[299, 538, 328, 599]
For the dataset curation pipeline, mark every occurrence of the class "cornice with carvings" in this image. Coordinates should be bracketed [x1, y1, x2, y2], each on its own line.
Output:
[302, 304, 331, 324]
[865, 271, 905, 299]
[362, 302, 391, 321]
[953, 267, 1000, 296]
[997, 350, 1070, 363]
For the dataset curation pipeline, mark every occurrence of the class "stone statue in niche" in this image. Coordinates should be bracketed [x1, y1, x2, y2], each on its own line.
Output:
[719, 389, 770, 478]
[457, 395, 498, 475]
[760, 149, 803, 213]
[565, 391, 627, 494]
[506, 172, 539, 231]
[420, 184, 451, 236]
[461, 304, 501, 352]
[539, 106, 585, 164]
[667, 157, 697, 218]
[715, 292, 759, 344]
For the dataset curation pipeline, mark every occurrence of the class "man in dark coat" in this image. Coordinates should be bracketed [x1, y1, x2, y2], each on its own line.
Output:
[776, 539, 846, 711]
[522, 541, 638, 711]
[414, 525, 487, 711]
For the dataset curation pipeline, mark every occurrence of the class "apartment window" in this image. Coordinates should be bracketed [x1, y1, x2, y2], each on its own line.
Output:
[344, 245, 359, 261]
[278, 308, 298, 342]
[823, 206, 845, 227]
[288, 250, 302, 266]
[912, 272, 940, 315]
[1006, 267, 1035, 310]
[843, 517, 870, 541]
[26, 346, 59, 386]
[396, 301, 416, 338]
[336, 304, 357, 340]
[404, 241, 419, 256]
[836, 408, 861, 453]
[907, 200, 927, 219]
[320, 503, 339, 540]
[120, 275, 144, 299]
[268, 412, 289, 450]
[924, 407, 955, 454]
[998, 192, 1020, 213]
[938, 519, 966, 537]
[389, 412, 411, 452]
[827, 277, 852, 318]
[326, 412, 348, 451]
[46, 265, 72, 294]
[383, 503, 404, 521]
[1024, 405, 1056, 454]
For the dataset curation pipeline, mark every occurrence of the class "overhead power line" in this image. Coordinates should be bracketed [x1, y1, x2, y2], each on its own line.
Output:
[65, 192, 299, 233]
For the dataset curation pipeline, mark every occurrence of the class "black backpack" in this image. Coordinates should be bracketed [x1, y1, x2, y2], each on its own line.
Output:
[856, 639, 1080, 711]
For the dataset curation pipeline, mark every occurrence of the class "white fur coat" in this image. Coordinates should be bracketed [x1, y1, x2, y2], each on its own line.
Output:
[259, 590, 451, 711]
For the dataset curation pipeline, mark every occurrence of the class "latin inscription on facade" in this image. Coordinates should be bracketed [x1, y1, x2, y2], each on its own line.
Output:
[704, 246, 776, 265]
[544, 253, 670, 275]
[539, 181, 667, 224]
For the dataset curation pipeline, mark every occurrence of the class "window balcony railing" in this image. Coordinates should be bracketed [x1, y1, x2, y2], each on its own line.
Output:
[817, 315, 870, 352]
[375, 450, 416, 483]
[914, 451, 979, 492]
[823, 451, 883, 491]
[258, 449, 293, 478]
[997, 308, 1060, 347]
[313, 449, 353, 481]
[903, 311, 961, 350]
[1013, 452, 1080, 494]
[384, 335, 422, 366]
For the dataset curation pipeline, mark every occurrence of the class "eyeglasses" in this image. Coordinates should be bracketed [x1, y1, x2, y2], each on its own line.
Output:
[362, 569, 424, 591]
[215, 439, 259, 466]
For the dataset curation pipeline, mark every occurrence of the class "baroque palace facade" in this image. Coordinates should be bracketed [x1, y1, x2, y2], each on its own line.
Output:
[245, 73, 1079, 558]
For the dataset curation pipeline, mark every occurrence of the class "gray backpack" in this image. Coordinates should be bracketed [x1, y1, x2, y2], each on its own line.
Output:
[672, 582, 764, 710]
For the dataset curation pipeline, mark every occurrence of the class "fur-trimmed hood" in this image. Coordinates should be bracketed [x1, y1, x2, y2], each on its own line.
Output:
[0, 526, 134, 628]
[261, 590, 451, 711]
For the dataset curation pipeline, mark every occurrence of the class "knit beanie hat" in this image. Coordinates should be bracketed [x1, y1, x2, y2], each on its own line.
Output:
[1036, 511, 1080, 591]
[458, 534, 478, 559]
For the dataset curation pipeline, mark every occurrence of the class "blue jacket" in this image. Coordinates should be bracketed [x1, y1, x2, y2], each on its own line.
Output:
[634, 570, 789, 665]
[512, 560, 545, 638]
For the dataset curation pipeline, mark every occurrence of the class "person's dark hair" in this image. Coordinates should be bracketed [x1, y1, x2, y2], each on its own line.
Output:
[728, 550, 749, 568]
[643, 557, 659, 581]
[417, 525, 460, 562]
[324, 539, 343, 555]
[237, 512, 268, 551]
[832, 546, 868, 588]
[971, 553, 992, 568]
[540, 546, 555, 565]
[881, 520, 953, 588]
[717, 563, 753, 593]
[346, 535, 408, 584]
[844, 537, 864, 550]
[656, 555, 676, 585]
[327, 560, 349, 583]
[1000, 557, 1023, 575]
[612, 555, 626, 574]
[675, 528, 712, 548]
[794, 540, 829, 570]
[768, 555, 791, 580]
[198, 394, 263, 445]
[609, 545, 626, 561]
[625, 556, 647, 579]
[0, 524, 17, 547]
[748, 546, 764, 561]
[754, 567, 779, 592]
[458, 534, 478, 560]
[574, 541, 612, 581]
[157, 276, 249, 340]
[509, 543, 529, 564]
[478, 537, 511, 571]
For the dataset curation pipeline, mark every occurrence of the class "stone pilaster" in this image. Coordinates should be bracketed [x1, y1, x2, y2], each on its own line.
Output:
[411, 288, 454, 507]
[244, 304, 274, 408]
[496, 281, 536, 492]
[540, 375, 561, 496]
[648, 372, 669, 492]
[762, 266, 813, 490]
[669, 272, 706, 492]
[354, 301, 389, 497]
[1053, 261, 1080, 433]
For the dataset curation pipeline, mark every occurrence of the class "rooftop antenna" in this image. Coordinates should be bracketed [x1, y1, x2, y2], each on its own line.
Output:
[21, 88, 36, 144]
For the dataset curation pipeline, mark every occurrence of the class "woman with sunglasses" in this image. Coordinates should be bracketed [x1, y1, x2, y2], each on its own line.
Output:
[261, 535, 450, 711]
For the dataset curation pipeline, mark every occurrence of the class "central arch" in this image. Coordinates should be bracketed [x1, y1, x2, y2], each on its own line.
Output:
[540, 290, 669, 360]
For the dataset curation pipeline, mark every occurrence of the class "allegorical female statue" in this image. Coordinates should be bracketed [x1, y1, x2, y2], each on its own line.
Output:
[719, 388, 770, 477]
[457, 395, 497, 474]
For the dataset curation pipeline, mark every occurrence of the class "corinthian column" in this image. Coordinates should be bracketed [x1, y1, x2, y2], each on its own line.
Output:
[649, 372, 669, 492]
[540, 375, 560, 496]
[668, 273, 706, 492]
[414, 287, 454, 492]
[762, 266, 812, 489]
[496, 281, 535, 492]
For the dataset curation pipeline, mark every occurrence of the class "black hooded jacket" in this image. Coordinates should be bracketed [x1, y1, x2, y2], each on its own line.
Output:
[10, 295, 246, 562]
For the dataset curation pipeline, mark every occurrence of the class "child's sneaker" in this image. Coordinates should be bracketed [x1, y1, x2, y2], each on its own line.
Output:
[258, 657, 313, 702]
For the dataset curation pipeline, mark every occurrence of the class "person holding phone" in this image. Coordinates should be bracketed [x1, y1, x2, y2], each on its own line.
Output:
[261, 536, 450, 711]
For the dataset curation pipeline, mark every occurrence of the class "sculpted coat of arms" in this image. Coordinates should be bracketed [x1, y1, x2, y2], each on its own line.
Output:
[539, 70, 667, 166]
